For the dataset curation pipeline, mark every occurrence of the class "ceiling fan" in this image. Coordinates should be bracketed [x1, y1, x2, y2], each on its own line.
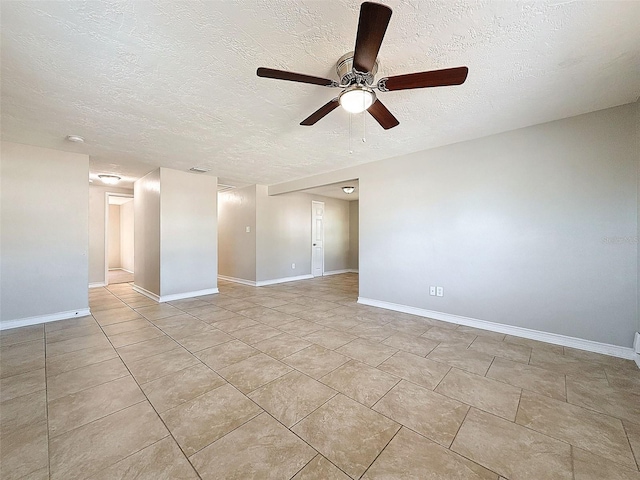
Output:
[257, 1, 468, 130]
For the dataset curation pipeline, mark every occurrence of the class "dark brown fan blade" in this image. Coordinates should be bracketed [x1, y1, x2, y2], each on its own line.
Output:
[257, 67, 337, 87]
[352, 2, 392, 73]
[367, 99, 399, 130]
[380, 66, 469, 91]
[300, 99, 340, 126]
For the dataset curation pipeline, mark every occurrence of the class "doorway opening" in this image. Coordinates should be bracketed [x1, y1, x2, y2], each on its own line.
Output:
[105, 193, 134, 285]
[311, 200, 325, 277]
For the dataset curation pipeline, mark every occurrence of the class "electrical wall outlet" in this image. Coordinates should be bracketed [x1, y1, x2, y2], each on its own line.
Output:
[245, 226, 251, 233]
[436, 287, 444, 297]
[429, 286, 436, 296]
[291, 263, 295, 269]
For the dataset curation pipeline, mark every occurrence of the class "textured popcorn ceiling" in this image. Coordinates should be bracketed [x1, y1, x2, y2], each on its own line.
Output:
[1, 1, 639, 188]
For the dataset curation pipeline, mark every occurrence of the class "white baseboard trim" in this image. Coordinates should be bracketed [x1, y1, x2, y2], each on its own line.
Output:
[0, 308, 92, 331]
[161, 288, 219, 302]
[132, 285, 161, 302]
[133, 284, 219, 303]
[218, 274, 315, 287]
[218, 275, 257, 286]
[108, 268, 133, 273]
[636, 355, 640, 369]
[323, 269, 359, 276]
[257, 274, 314, 286]
[89, 282, 107, 289]
[357, 297, 636, 361]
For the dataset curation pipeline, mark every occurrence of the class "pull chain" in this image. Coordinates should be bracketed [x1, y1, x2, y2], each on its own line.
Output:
[362, 109, 366, 143]
[349, 113, 353, 154]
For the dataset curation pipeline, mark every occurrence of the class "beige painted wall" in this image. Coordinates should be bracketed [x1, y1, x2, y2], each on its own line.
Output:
[218, 185, 257, 282]
[134, 169, 161, 296]
[1, 142, 89, 323]
[349, 200, 359, 270]
[120, 199, 134, 272]
[88, 185, 133, 284]
[270, 102, 639, 348]
[160, 168, 218, 296]
[255, 185, 350, 281]
[108, 204, 121, 268]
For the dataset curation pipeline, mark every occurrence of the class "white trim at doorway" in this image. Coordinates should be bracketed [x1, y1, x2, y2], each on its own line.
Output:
[104, 192, 134, 286]
[133, 285, 219, 303]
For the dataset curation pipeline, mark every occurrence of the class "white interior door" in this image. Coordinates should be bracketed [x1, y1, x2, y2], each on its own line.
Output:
[311, 201, 324, 277]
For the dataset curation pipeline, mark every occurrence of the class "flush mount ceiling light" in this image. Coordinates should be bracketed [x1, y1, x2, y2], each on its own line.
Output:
[338, 85, 376, 114]
[66, 135, 85, 143]
[98, 174, 121, 185]
[342, 186, 356, 194]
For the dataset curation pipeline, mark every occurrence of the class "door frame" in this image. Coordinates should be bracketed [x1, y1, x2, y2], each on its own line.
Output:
[311, 200, 325, 277]
[104, 192, 134, 285]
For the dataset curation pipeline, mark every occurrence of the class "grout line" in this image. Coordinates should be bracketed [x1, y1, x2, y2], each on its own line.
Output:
[358, 424, 403, 479]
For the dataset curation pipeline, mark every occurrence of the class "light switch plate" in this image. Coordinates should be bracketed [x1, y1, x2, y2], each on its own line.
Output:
[429, 286, 436, 296]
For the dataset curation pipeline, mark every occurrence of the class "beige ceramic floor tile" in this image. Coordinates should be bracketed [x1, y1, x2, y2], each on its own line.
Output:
[49, 401, 168, 480]
[363, 427, 498, 480]
[90, 436, 199, 480]
[0, 420, 49, 480]
[451, 408, 573, 480]
[232, 323, 283, 345]
[45, 323, 103, 343]
[115, 335, 179, 363]
[141, 363, 226, 412]
[46, 344, 118, 377]
[566, 375, 640, 423]
[303, 327, 357, 350]
[486, 356, 566, 400]
[336, 338, 398, 367]
[195, 339, 260, 371]
[426, 343, 495, 376]
[349, 324, 398, 342]
[293, 394, 400, 479]
[0, 368, 45, 402]
[278, 319, 324, 337]
[530, 350, 607, 379]
[211, 315, 259, 332]
[0, 324, 44, 347]
[177, 328, 233, 352]
[152, 314, 214, 340]
[572, 447, 640, 480]
[283, 344, 350, 379]
[160, 383, 262, 456]
[0, 339, 44, 378]
[623, 420, 640, 469]
[563, 348, 636, 371]
[456, 325, 505, 341]
[382, 332, 438, 356]
[253, 332, 311, 359]
[135, 304, 183, 321]
[46, 333, 112, 357]
[190, 413, 316, 479]
[101, 318, 153, 336]
[292, 455, 351, 480]
[503, 335, 564, 355]
[108, 326, 165, 348]
[436, 368, 521, 421]
[126, 347, 199, 384]
[421, 326, 477, 347]
[516, 390, 636, 469]
[47, 357, 130, 401]
[248, 370, 336, 427]
[373, 380, 469, 447]
[0, 389, 46, 435]
[320, 360, 400, 407]
[378, 350, 450, 390]
[217, 352, 292, 393]
[48, 375, 145, 437]
[92, 308, 144, 326]
[468, 337, 531, 364]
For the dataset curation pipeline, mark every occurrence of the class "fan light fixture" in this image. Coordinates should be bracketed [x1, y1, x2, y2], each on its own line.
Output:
[339, 86, 375, 114]
[342, 186, 356, 194]
[98, 174, 121, 185]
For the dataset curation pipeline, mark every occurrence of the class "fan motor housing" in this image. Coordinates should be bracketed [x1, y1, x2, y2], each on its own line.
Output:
[336, 51, 378, 86]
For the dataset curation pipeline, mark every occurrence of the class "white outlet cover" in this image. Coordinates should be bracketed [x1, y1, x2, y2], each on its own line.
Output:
[291, 263, 295, 269]
[245, 226, 250, 233]
[429, 286, 436, 296]
[436, 287, 444, 297]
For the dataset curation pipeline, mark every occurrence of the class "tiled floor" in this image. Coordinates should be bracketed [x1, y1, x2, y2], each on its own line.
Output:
[1, 273, 639, 479]
[107, 269, 134, 284]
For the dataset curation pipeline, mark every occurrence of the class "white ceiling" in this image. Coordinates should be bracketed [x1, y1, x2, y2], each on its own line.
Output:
[1, 1, 639, 188]
[301, 179, 360, 200]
